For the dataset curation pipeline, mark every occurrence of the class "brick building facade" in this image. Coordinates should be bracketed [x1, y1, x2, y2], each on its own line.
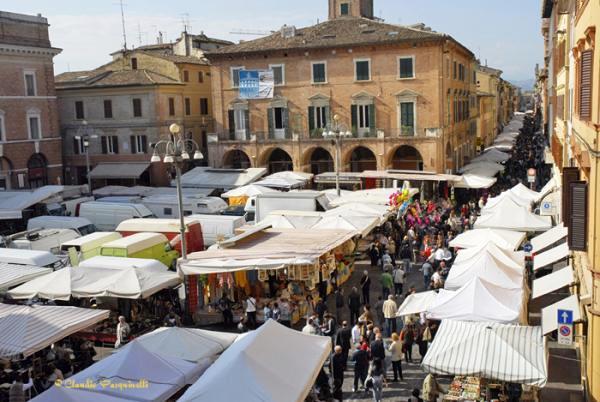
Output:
[0, 11, 62, 189]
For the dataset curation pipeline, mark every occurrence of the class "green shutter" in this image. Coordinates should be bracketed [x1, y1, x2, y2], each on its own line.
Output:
[267, 108, 274, 138]
[141, 135, 148, 153]
[228, 110, 235, 136]
[351, 105, 358, 134]
[112, 136, 119, 154]
[243, 110, 250, 139]
[368, 103, 375, 135]
[324, 106, 330, 128]
[130, 135, 136, 154]
[101, 136, 107, 154]
[308, 106, 315, 132]
[282, 108, 289, 138]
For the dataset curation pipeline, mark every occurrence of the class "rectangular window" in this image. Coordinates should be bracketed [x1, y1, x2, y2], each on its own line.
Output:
[270, 64, 285, 86]
[75, 101, 85, 120]
[398, 57, 415, 79]
[24, 73, 36, 96]
[101, 136, 119, 154]
[131, 57, 138, 70]
[185, 98, 191, 115]
[231, 66, 244, 88]
[453, 61, 457, 79]
[568, 181, 588, 251]
[340, 3, 349, 15]
[273, 107, 285, 129]
[357, 104, 370, 128]
[29, 116, 41, 139]
[233, 109, 248, 137]
[446, 58, 450, 79]
[315, 106, 327, 128]
[578, 49, 593, 120]
[103, 100, 113, 118]
[168, 97, 175, 116]
[198, 71, 204, 83]
[312, 62, 327, 84]
[200, 98, 209, 115]
[73, 136, 85, 155]
[130, 135, 147, 154]
[183, 70, 189, 82]
[355, 59, 371, 81]
[164, 207, 173, 216]
[400, 102, 415, 135]
[132, 98, 142, 117]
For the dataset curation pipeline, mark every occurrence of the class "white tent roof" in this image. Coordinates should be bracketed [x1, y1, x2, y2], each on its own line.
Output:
[268, 171, 313, 181]
[31, 386, 133, 402]
[324, 202, 390, 223]
[311, 215, 378, 237]
[0, 304, 109, 358]
[0, 186, 73, 220]
[536, 176, 559, 202]
[70, 342, 202, 402]
[541, 294, 581, 335]
[396, 290, 438, 316]
[449, 228, 525, 251]
[533, 242, 570, 271]
[460, 164, 503, 178]
[0, 263, 52, 290]
[261, 211, 323, 229]
[80, 256, 170, 271]
[179, 320, 331, 402]
[471, 149, 510, 163]
[221, 184, 278, 198]
[510, 183, 541, 202]
[422, 320, 547, 386]
[444, 245, 524, 291]
[532, 266, 575, 299]
[254, 176, 305, 189]
[9, 260, 181, 300]
[459, 161, 505, 175]
[132, 327, 237, 363]
[482, 192, 533, 213]
[452, 174, 497, 189]
[453, 242, 524, 267]
[178, 167, 267, 189]
[329, 188, 417, 207]
[474, 204, 553, 232]
[531, 223, 568, 253]
[485, 144, 514, 152]
[426, 278, 523, 323]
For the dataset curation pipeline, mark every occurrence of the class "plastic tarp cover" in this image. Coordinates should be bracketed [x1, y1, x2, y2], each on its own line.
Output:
[448, 228, 525, 251]
[179, 320, 331, 402]
[0, 263, 52, 290]
[452, 174, 497, 189]
[533, 242, 570, 271]
[396, 290, 438, 316]
[422, 320, 547, 386]
[531, 223, 568, 253]
[474, 204, 552, 232]
[532, 266, 575, 299]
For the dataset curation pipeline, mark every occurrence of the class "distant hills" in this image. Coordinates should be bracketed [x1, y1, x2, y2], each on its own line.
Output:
[508, 78, 535, 91]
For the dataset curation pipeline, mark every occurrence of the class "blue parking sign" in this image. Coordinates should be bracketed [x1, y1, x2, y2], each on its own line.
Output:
[557, 309, 573, 325]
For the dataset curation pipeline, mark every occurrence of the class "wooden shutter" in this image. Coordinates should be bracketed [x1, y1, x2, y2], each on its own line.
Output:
[267, 108, 274, 138]
[228, 110, 235, 135]
[101, 136, 107, 154]
[368, 104, 375, 134]
[73, 138, 79, 154]
[112, 136, 119, 154]
[351, 105, 358, 132]
[579, 49, 593, 120]
[282, 108, 289, 137]
[324, 106, 330, 128]
[141, 136, 147, 153]
[308, 107, 315, 132]
[562, 167, 580, 228]
[243, 110, 250, 138]
[130, 135, 136, 154]
[568, 181, 588, 250]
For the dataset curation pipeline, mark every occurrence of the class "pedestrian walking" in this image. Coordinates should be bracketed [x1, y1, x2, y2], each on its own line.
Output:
[392, 265, 405, 296]
[388, 332, 404, 381]
[360, 270, 371, 305]
[245, 295, 257, 329]
[331, 346, 345, 402]
[382, 295, 397, 338]
[352, 343, 369, 392]
[401, 324, 415, 363]
[368, 243, 380, 268]
[218, 292, 234, 327]
[421, 261, 433, 288]
[369, 358, 386, 402]
[335, 321, 352, 370]
[380, 267, 393, 300]
[348, 287, 361, 325]
[335, 288, 345, 323]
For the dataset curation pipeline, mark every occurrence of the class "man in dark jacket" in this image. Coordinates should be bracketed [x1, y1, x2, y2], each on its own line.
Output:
[352, 343, 369, 392]
[348, 287, 361, 325]
[331, 346, 345, 401]
[315, 299, 327, 323]
[334, 288, 345, 323]
[359, 270, 371, 305]
[370, 333, 387, 379]
[335, 321, 352, 370]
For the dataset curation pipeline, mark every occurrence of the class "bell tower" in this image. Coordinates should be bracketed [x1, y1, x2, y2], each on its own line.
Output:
[328, 0, 374, 20]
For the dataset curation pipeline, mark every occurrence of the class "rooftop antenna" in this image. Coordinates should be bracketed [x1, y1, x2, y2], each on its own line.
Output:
[181, 13, 190, 33]
[119, 0, 127, 49]
[137, 22, 143, 47]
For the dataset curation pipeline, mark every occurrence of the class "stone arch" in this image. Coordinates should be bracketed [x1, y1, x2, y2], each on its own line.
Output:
[222, 149, 251, 169]
[389, 145, 423, 171]
[264, 147, 293, 174]
[346, 146, 377, 173]
[305, 147, 334, 175]
[27, 153, 48, 188]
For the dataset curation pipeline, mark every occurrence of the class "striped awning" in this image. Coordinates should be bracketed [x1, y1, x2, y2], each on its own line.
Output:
[422, 320, 547, 386]
[0, 304, 109, 358]
[0, 263, 52, 290]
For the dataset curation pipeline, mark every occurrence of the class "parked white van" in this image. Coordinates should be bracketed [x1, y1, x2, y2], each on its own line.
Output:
[0, 248, 62, 268]
[187, 214, 246, 247]
[8, 228, 80, 254]
[27, 216, 96, 236]
[95, 196, 143, 204]
[142, 195, 227, 218]
[78, 202, 155, 231]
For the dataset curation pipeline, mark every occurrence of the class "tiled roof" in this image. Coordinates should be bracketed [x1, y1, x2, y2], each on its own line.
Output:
[55, 69, 181, 89]
[146, 52, 210, 65]
[206, 17, 469, 57]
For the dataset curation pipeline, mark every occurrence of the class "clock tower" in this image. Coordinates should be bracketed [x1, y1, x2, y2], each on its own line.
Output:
[328, 0, 374, 20]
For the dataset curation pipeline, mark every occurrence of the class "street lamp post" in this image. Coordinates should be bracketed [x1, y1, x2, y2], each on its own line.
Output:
[74, 120, 97, 195]
[323, 114, 352, 196]
[150, 123, 203, 322]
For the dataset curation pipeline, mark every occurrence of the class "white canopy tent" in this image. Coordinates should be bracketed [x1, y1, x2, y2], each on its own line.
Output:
[448, 228, 525, 251]
[531, 224, 568, 254]
[311, 215, 379, 237]
[254, 176, 305, 189]
[533, 242, 570, 271]
[444, 245, 524, 291]
[485, 143, 514, 152]
[8, 258, 181, 300]
[532, 266, 575, 299]
[426, 278, 523, 323]
[471, 149, 510, 163]
[0, 263, 52, 290]
[179, 320, 331, 402]
[132, 327, 237, 363]
[541, 295, 581, 335]
[328, 187, 418, 207]
[422, 320, 547, 386]
[324, 202, 391, 224]
[221, 184, 278, 198]
[178, 167, 267, 189]
[510, 183, 541, 202]
[482, 192, 533, 214]
[460, 164, 504, 178]
[459, 161, 505, 175]
[0, 304, 109, 359]
[260, 211, 323, 230]
[396, 290, 438, 316]
[452, 242, 524, 267]
[536, 176, 559, 202]
[451, 174, 497, 189]
[474, 204, 552, 232]
[69, 342, 202, 402]
[31, 386, 133, 402]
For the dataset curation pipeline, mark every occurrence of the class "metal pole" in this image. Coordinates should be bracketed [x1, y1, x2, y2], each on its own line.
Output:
[85, 139, 92, 195]
[174, 162, 187, 259]
[335, 136, 341, 196]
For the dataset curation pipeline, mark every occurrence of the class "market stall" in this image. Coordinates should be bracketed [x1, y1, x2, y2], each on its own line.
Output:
[179, 319, 331, 402]
[395, 290, 438, 316]
[221, 184, 278, 206]
[0, 263, 52, 291]
[482, 191, 534, 213]
[474, 203, 552, 232]
[530, 223, 567, 254]
[422, 320, 547, 400]
[449, 228, 526, 251]
[180, 228, 358, 325]
[471, 148, 510, 163]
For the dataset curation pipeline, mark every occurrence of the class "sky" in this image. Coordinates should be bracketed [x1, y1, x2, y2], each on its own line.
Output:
[6, 0, 542, 85]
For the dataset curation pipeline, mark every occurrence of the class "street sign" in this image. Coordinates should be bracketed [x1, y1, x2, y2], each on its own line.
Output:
[527, 168, 536, 183]
[523, 243, 533, 253]
[558, 324, 573, 345]
[558, 309, 573, 325]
